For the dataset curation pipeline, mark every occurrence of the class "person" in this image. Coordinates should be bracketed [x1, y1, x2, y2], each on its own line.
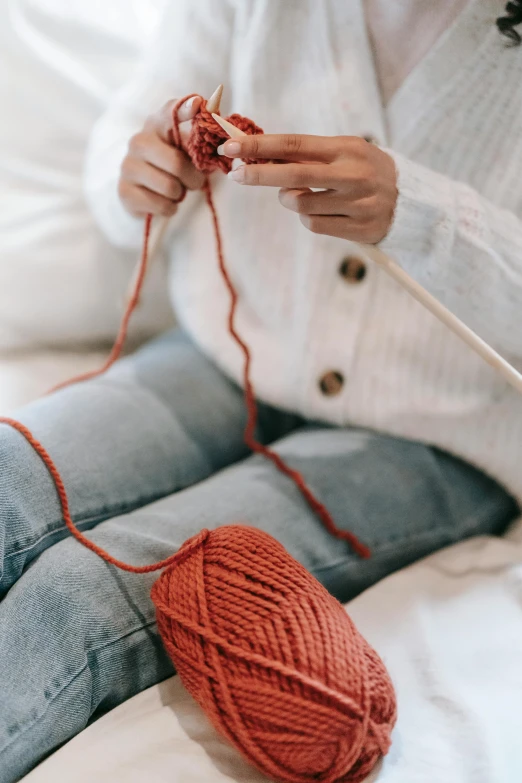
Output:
[1, 1, 522, 779]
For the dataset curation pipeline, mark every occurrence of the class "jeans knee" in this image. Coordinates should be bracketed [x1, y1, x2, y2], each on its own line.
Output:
[28, 534, 156, 645]
[0, 423, 29, 588]
[0, 421, 74, 594]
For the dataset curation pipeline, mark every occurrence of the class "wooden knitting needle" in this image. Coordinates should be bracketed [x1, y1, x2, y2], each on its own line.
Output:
[212, 113, 248, 138]
[206, 83, 224, 114]
[364, 244, 522, 394]
[214, 110, 522, 394]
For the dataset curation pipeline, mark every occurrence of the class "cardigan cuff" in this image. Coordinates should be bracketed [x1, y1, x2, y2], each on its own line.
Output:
[378, 150, 456, 287]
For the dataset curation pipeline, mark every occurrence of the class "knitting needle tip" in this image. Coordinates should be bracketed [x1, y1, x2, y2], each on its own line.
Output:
[206, 84, 224, 114]
[211, 113, 248, 138]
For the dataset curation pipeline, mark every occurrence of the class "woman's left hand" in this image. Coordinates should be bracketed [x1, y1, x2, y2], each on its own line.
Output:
[219, 134, 398, 244]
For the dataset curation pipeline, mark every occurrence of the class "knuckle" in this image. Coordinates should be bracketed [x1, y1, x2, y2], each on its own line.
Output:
[247, 136, 261, 157]
[282, 134, 303, 156]
[165, 177, 182, 200]
[292, 169, 310, 189]
[121, 156, 142, 184]
[352, 195, 376, 220]
[350, 136, 371, 158]
[331, 136, 349, 157]
[348, 164, 376, 194]
[128, 133, 146, 156]
[364, 194, 380, 216]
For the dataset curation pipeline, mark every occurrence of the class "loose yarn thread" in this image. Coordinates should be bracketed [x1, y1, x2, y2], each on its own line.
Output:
[0, 97, 396, 782]
[49, 94, 369, 561]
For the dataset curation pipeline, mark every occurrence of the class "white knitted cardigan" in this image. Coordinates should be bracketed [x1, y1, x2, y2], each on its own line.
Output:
[85, 0, 522, 503]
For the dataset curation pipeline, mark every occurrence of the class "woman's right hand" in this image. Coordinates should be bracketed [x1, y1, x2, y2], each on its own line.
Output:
[119, 96, 206, 218]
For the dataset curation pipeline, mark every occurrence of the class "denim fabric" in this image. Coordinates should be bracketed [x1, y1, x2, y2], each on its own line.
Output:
[0, 330, 518, 782]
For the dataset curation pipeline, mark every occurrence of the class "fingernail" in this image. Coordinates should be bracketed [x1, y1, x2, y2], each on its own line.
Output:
[217, 144, 226, 156]
[228, 166, 245, 183]
[183, 96, 196, 110]
[223, 141, 241, 156]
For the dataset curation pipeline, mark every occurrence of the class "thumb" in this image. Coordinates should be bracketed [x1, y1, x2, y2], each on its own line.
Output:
[176, 95, 202, 124]
[153, 96, 202, 143]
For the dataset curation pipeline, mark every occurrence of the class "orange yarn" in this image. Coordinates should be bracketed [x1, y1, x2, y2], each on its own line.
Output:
[0, 97, 396, 782]
[175, 97, 371, 559]
[153, 525, 396, 783]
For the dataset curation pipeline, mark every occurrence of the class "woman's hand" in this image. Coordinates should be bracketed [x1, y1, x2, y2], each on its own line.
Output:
[219, 134, 398, 244]
[119, 97, 206, 218]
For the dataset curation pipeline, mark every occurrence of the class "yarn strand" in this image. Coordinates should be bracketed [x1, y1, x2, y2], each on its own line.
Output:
[203, 182, 370, 559]
[0, 94, 370, 574]
[50, 213, 154, 393]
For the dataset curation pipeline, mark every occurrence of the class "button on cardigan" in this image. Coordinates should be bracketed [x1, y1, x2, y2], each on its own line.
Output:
[85, 0, 522, 503]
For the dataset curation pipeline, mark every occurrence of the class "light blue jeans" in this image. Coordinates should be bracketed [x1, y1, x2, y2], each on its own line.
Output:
[0, 330, 518, 782]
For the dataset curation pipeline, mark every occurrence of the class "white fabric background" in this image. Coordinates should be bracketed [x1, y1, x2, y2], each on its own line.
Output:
[0, 0, 172, 408]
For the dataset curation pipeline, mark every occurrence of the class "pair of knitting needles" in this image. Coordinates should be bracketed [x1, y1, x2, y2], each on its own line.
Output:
[147, 84, 522, 396]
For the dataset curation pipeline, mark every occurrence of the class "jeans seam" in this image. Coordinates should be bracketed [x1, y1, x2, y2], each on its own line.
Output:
[0, 619, 157, 757]
[311, 496, 510, 577]
[5, 487, 177, 561]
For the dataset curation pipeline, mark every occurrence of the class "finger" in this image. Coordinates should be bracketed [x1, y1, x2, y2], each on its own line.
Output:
[279, 188, 377, 219]
[279, 188, 351, 216]
[139, 137, 205, 190]
[120, 184, 180, 218]
[229, 162, 335, 189]
[176, 95, 202, 123]
[152, 96, 202, 142]
[172, 148, 206, 190]
[123, 158, 185, 202]
[299, 214, 382, 243]
[178, 122, 192, 150]
[221, 134, 343, 163]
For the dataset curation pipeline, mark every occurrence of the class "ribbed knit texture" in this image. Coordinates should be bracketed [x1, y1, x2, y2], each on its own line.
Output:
[85, 0, 522, 503]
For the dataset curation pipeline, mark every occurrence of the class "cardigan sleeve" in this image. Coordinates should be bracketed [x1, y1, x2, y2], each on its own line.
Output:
[379, 150, 522, 359]
[83, 0, 235, 250]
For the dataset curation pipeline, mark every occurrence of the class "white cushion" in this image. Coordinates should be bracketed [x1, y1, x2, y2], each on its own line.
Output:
[0, 0, 172, 353]
[0, 351, 109, 412]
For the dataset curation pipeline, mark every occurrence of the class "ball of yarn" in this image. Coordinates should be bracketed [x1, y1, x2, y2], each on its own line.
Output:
[185, 104, 264, 174]
[151, 526, 397, 783]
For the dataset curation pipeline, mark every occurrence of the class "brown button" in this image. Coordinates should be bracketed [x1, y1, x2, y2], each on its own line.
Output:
[319, 371, 344, 396]
[339, 256, 366, 284]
